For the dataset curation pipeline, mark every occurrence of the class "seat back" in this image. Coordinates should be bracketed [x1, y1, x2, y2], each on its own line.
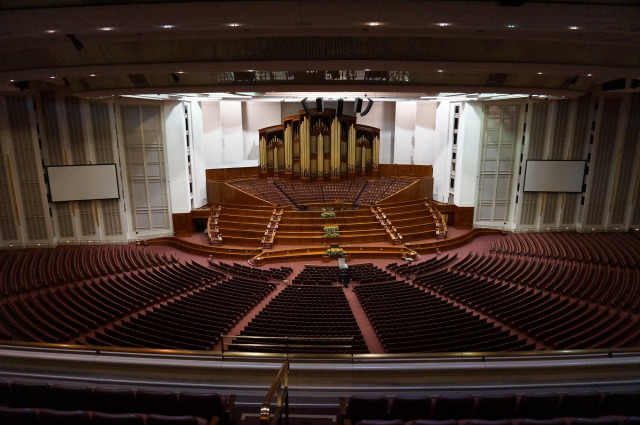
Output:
[0, 406, 38, 425]
[89, 388, 138, 414]
[136, 390, 181, 416]
[600, 390, 640, 416]
[347, 396, 389, 425]
[556, 392, 602, 418]
[91, 412, 146, 425]
[178, 392, 225, 422]
[389, 396, 431, 421]
[474, 395, 517, 420]
[146, 414, 200, 425]
[50, 384, 92, 411]
[431, 396, 475, 420]
[39, 408, 91, 425]
[516, 394, 560, 420]
[8, 381, 52, 408]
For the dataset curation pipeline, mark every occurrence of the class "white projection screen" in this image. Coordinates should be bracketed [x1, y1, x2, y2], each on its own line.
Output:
[47, 164, 120, 202]
[524, 160, 586, 192]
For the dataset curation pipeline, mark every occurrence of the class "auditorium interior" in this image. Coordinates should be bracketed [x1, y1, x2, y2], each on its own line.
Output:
[1, 1, 640, 425]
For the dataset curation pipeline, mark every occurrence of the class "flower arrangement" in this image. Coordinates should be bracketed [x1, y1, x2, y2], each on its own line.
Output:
[323, 232, 341, 238]
[323, 225, 339, 232]
[325, 247, 345, 256]
[321, 211, 336, 218]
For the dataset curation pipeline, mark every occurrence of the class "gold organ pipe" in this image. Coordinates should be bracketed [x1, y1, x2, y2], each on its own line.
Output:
[373, 135, 380, 171]
[285, 125, 292, 173]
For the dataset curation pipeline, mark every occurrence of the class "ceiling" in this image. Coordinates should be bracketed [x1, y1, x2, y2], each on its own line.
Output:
[1, 0, 639, 100]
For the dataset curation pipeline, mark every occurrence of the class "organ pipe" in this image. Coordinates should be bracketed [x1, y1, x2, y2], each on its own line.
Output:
[259, 136, 267, 173]
[348, 124, 356, 173]
[284, 124, 292, 173]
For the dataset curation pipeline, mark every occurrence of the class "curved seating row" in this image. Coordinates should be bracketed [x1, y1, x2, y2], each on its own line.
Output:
[0, 379, 234, 425]
[489, 232, 640, 268]
[293, 263, 396, 285]
[0, 261, 224, 344]
[339, 391, 640, 425]
[86, 277, 276, 350]
[450, 252, 640, 312]
[232, 285, 368, 353]
[354, 281, 532, 353]
[208, 260, 292, 281]
[0, 245, 173, 295]
[415, 268, 639, 349]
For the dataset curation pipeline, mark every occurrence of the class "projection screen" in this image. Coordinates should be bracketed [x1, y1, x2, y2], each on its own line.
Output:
[47, 164, 120, 202]
[523, 160, 586, 193]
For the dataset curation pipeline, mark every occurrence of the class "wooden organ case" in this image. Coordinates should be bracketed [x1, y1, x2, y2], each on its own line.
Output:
[259, 108, 380, 179]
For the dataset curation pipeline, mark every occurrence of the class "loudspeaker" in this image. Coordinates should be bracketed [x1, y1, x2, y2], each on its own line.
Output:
[360, 98, 374, 116]
[316, 97, 324, 112]
[354, 97, 363, 113]
[301, 98, 316, 116]
[336, 99, 344, 117]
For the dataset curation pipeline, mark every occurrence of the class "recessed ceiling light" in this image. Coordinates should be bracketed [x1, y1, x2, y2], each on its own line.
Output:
[50, 76, 55, 79]
[367, 22, 380, 27]
[537, 72, 543, 75]
[160, 25, 175, 29]
[437, 70, 444, 73]
[89, 74, 97, 77]
[569, 26, 580, 30]
[98, 27, 115, 31]
[46, 30, 57, 34]
[177, 71, 185, 74]
[437, 23, 451, 27]
[506, 24, 517, 28]
[228, 23, 240, 27]
[587, 73, 592, 77]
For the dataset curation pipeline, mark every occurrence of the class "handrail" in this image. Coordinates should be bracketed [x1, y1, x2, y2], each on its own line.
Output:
[221, 335, 356, 356]
[260, 360, 289, 425]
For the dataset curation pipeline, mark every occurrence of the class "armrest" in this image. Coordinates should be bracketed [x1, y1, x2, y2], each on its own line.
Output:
[339, 397, 349, 415]
[225, 394, 236, 413]
[209, 418, 220, 425]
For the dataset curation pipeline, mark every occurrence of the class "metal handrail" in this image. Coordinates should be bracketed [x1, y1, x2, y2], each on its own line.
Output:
[260, 360, 289, 425]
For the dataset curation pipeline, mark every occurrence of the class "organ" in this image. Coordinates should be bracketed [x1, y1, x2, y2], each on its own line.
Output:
[259, 108, 380, 179]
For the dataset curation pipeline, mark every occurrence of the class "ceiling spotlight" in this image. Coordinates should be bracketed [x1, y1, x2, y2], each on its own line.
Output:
[66, 34, 84, 50]
[171, 73, 181, 83]
[437, 23, 450, 27]
[569, 26, 580, 30]
[98, 27, 115, 31]
[506, 24, 517, 28]
[228, 23, 240, 27]
[160, 25, 175, 29]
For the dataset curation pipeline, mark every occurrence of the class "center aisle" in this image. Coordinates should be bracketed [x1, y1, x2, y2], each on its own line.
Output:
[342, 284, 385, 353]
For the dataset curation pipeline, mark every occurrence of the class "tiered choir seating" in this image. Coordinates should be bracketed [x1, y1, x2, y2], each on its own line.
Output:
[355, 280, 532, 353]
[339, 391, 640, 425]
[0, 379, 235, 425]
[231, 285, 368, 353]
[215, 206, 273, 246]
[358, 177, 415, 204]
[275, 208, 389, 244]
[227, 178, 284, 205]
[86, 276, 276, 350]
[377, 200, 437, 242]
[227, 177, 415, 208]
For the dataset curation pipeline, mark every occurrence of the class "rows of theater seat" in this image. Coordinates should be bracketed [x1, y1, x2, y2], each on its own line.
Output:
[86, 276, 276, 350]
[275, 179, 368, 206]
[450, 252, 640, 312]
[355, 280, 533, 353]
[209, 260, 292, 281]
[0, 260, 222, 344]
[339, 391, 640, 425]
[490, 232, 640, 268]
[387, 253, 457, 276]
[232, 285, 368, 353]
[358, 177, 415, 204]
[0, 245, 172, 295]
[0, 379, 234, 425]
[292, 263, 396, 285]
[227, 179, 285, 205]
